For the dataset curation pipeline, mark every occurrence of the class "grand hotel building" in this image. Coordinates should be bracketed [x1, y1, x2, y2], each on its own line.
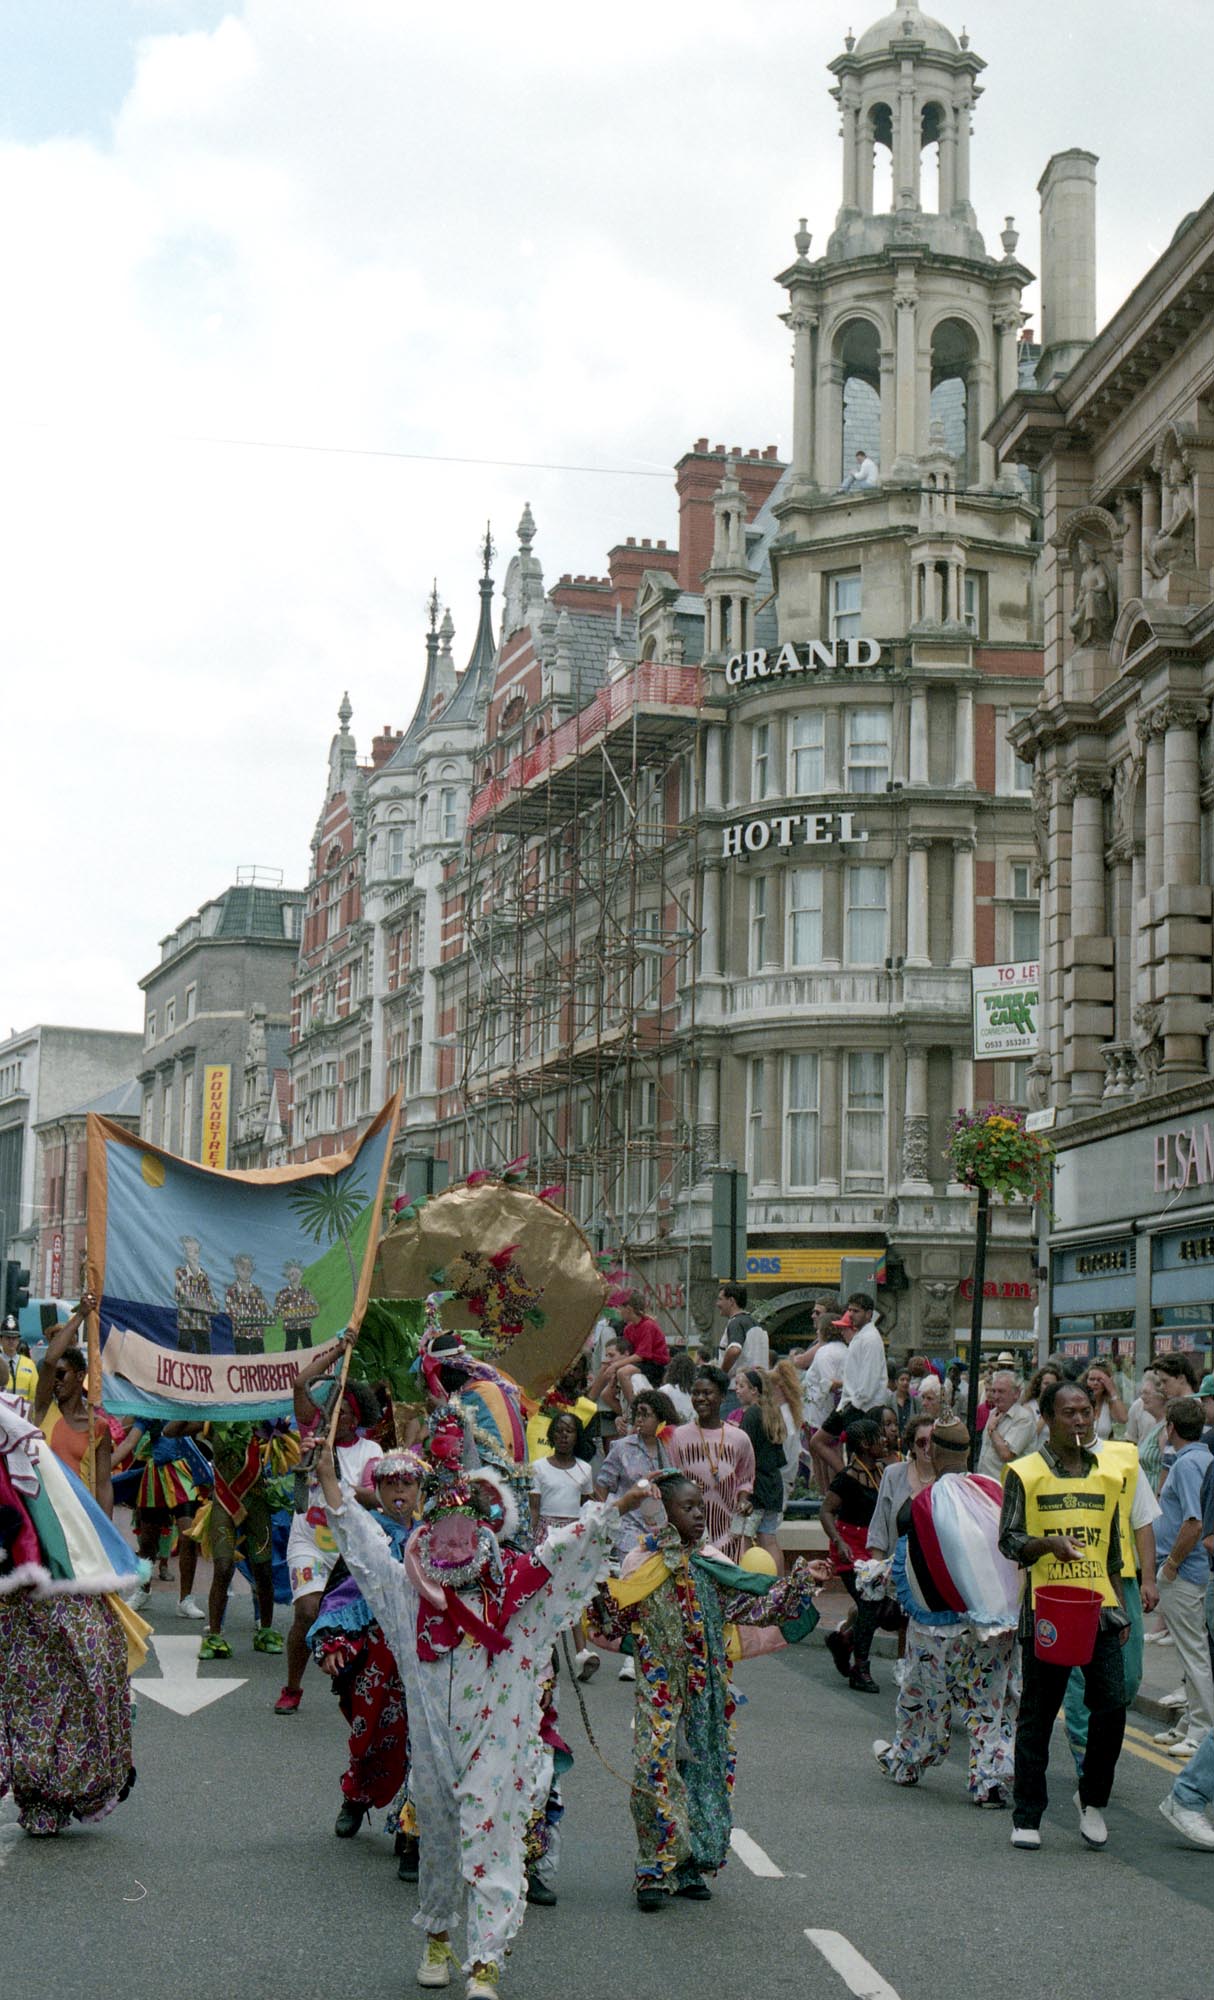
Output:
[290, 2, 1053, 1355]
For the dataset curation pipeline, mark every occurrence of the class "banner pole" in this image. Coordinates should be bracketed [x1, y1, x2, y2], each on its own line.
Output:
[85, 1290, 102, 1497]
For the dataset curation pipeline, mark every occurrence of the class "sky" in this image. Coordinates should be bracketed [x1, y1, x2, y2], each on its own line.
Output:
[3, 0, 1211, 1036]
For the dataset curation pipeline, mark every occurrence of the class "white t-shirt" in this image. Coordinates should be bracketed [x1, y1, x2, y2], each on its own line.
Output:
[532, 1455, 592, 1523]
[840, 1322, 887, 1412]
[1124, 1397, 1156, 1446]
[664, 1385, 694, 1423]
[804, 1339, 849, 1428]
[288, 1434, 383, 1566]
[717, 1315, 769, 1375]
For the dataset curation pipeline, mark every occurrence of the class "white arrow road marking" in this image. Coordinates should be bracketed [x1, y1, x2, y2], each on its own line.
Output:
[133, 1635, 247, 1716]
[805, 1931, 902, 2000]
[730, 1827, 784, 1877]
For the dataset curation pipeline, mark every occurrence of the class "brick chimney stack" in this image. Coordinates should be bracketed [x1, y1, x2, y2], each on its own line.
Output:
[674, 442, 784, 592]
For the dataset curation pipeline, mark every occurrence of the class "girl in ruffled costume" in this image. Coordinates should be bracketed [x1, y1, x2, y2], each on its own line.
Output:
[315, 1357, 652, 2000]
[307, 1447, 424, 1853]
[872, 1418, 1022, 1805]
[0, 1391, 150, 1836]
[604, 1469, 830, 1911]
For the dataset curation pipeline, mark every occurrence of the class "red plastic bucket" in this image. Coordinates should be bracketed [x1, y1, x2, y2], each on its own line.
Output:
[1033, 1585, 1103, 1667]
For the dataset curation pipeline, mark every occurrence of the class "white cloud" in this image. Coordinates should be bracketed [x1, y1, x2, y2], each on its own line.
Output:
[1, 0, 1209, 1032]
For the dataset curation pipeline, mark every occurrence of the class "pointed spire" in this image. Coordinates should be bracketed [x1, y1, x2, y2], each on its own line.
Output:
[338, 690, 352, 730]
[518, 501, 536, 551]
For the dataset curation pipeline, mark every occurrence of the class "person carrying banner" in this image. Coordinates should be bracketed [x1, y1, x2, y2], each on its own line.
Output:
[33, 1296, 113, 1516]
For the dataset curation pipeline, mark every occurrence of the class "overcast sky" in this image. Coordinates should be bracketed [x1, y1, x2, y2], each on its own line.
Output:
[3, 0, 1210, 1036]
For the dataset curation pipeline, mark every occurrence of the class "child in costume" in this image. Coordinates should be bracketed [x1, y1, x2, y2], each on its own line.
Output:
[316, 1412, 650, 2000]
[606, 1468, 830, 1910]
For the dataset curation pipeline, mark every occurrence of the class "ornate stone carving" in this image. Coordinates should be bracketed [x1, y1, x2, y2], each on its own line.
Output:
[1031, 768, 1051, 878]
[1060, 768, 1109, 804]
[1140, 696, 1210, 744]
[1145, 428, 1197, 579]
[1101, 1041, 1137, 1099]
[1132, 1000, 1163, 1086]
[1025, 1053, 1052, 1112]
[921, 1279, 957, 1336]
[1111, 753, 1142, 854]
[901, 1115, 930, 1184]
[1069, 538, 1116, 645]
[693, 1126, 720, 1183]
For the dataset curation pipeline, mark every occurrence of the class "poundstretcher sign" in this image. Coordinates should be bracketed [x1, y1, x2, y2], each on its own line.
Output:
[725, 639, 884, 686]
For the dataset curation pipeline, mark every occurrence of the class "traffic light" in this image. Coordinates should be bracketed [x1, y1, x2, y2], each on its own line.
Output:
[4, 1261, 30, 1320]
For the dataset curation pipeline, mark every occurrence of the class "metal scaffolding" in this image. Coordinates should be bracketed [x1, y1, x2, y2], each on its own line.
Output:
[452, 663, 715, 1271]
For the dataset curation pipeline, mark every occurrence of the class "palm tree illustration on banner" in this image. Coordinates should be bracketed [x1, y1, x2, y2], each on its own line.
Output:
[287, 1173, 368, 1299]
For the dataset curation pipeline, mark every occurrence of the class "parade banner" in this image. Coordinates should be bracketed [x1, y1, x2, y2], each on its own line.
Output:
[86, 1096, 399, 1420]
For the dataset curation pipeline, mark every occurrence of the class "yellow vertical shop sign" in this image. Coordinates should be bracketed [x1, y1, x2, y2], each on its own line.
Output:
[201, 1064, 231, 1170]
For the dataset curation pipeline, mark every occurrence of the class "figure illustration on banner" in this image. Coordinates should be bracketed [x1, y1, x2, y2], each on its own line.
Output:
[226, 1252, 272, 1355]
[274, 1260, 320, 1349]
[174, 1236, 218, 1354]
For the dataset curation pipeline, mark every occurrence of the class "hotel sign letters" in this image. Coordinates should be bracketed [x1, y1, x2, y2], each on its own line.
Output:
[722, 810, 867, 858]
[725, 639, 883, 686]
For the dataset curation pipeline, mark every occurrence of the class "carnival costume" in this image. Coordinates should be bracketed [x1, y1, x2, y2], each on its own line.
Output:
[324, 1322, 617, 1984]
[605, 1524, 820, 1898]
[0, 1394, 148, 1835]
[307, 1449, 424, 1816]
[876, 1466, 1021, 1801]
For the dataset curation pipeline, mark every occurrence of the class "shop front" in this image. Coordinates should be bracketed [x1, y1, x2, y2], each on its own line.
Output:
[1050, 1101, 1214, 1379]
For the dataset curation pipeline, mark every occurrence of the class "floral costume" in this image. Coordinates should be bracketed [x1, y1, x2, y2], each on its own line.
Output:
[307, 1515, 412, 1810]
[607, 1531, 820, 1894]
[326, 1491, 620, 1976]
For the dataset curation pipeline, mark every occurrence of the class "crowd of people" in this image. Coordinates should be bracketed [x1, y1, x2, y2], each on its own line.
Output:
[6, 1276, 1214, 1995]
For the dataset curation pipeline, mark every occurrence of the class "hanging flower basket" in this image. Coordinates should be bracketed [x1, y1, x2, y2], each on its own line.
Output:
[946, 1104, 1054, 1207]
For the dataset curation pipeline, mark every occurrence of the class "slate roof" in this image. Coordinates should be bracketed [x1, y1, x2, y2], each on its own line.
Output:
[215, 885, 304, 939]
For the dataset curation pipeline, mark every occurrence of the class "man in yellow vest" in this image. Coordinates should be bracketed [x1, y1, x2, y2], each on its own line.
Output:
[998, 1378, 1130, 1851]
[1063, 1424, 1160, 1769]
[0, 1317, 38, 1407]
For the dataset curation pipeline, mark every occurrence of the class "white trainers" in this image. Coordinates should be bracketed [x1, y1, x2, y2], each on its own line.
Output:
[1161, 1685, 1188, 1710]
[1074, 1793, 1107, 1847]
[129, 1585, 153, 1613]
[466, 1966, 500, 2000]
[177, 1596, 206, 1620]
[1167, 1734, 1206, 1761]
[872, 1737, 892, 1766]
[575, 1648, 600, 1682]
[1010, 1826, 1041, 1850]
[1160, 1792, 1214, 1849]
[618, 1657, 636, 1682]
[417, 1937, 457, 1989]
[1154, 1721, 1191, 1745]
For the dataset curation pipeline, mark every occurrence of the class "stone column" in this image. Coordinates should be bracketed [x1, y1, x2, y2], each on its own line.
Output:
[1067, 773, 1107, 935]
[950, 839, 976, 966]
[938, 113, 956, 212]
[1143, 722, 1165, 894]
[819, 362, 845, 490]
[695, 1058, 720, 1181]
[954, 97, 972, 211]
[699, 864, 723, 980]
[841, 96, 860, 210]
[906, 839, 931, 967]
[954, 687, 975, 787]
[893, 285, 918, 473]
[1161, 700, 1206, 888]
[821, 863, 843, 971]
[909, 688, 929, 784]
[973, 357, 997, 486]
[823, 705, 844, 792]
[1118, 489, 1142, 607]
[1131, 841, 1148, 1010]
[901, 1047, 931, 1187]
[789, 307, 818, 490]
[819, 1049, 841, 1193]
[1141, 475, 1160, 589]
[704, 724, 725, 809]
[994, 309, 1021, 410]
[858, 117, 874, 212]
[952, 1047, 973, 1117]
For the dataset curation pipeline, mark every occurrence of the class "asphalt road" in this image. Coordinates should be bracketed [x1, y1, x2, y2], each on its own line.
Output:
[5, 1573, 1214, 2000]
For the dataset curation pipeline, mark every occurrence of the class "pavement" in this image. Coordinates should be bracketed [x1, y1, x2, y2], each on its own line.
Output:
[5, 1556, 1214, 2000]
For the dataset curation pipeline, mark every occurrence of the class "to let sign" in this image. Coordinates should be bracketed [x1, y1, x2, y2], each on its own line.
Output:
[971, 962, 1040, 1059]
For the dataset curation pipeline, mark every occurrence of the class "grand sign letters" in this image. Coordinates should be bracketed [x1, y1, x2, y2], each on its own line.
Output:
[724, 638, 883, 687]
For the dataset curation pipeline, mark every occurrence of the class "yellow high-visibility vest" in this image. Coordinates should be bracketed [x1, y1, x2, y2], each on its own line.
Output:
[1095, 1439, 1142, 1581]
[1012, 1449, 1121, 1608]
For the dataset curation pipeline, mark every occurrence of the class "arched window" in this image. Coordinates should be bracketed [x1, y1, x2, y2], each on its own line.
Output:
[866, 101, 894, 213]
[930, 317, 980, 484]
[920, 103, 946, 213]
[837, 318, 882, 480]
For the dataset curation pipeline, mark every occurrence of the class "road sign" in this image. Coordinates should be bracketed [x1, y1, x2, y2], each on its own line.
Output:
[971, 962, 1040, 1059]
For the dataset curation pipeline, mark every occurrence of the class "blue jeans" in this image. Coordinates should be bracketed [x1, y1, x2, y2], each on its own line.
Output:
[1064, 1577, 1143, 1766]
[1173, 1727, 1214, 1810]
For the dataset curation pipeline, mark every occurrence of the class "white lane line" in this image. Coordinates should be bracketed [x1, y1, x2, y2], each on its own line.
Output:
[730, 1827, 784, 1877]
[806, 1930, 902, 2000]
